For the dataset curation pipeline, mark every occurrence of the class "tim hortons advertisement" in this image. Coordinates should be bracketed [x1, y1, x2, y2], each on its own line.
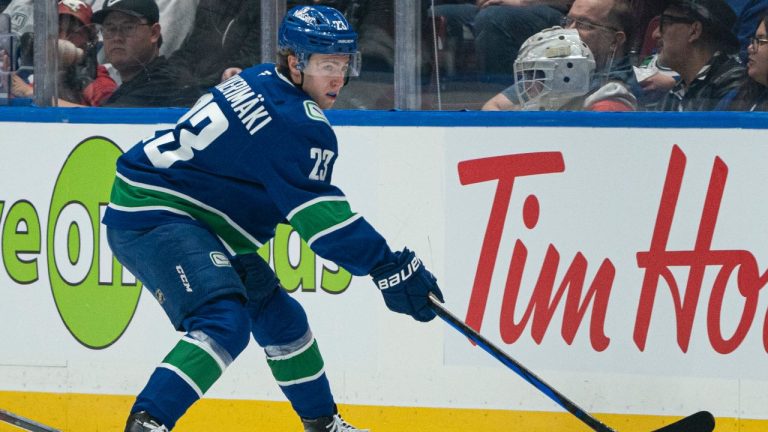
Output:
[441, 127, 768, 386]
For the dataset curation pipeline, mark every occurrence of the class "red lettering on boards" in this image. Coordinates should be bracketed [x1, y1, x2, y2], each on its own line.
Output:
[635, 145, 768, 354]
[458, 152, 613, 352]
[458, 146, 768, 354]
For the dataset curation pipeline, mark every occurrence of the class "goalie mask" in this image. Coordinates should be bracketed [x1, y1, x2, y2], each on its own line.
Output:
[278, 5, 361, 79]
[514, 27, 595, 111]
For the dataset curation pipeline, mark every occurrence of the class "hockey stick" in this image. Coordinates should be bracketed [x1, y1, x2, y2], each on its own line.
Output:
[428, 294, 715, 432]
[0, 409, 61, 432]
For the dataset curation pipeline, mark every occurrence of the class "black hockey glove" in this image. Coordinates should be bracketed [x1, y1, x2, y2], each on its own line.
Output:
[370, 248, 444, 322]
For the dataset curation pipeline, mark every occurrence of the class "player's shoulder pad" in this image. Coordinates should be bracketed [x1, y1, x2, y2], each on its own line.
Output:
[303, 100, 330, 126]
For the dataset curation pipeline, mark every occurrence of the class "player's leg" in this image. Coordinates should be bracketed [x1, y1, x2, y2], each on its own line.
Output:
[235, 254, 367, 431]
[108, 223, 251, 431]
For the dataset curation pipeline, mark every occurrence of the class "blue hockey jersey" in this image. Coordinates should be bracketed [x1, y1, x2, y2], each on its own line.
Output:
[102, 63, 394, 276]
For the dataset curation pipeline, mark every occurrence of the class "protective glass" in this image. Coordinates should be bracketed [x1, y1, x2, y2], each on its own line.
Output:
[0, 33, 19, 103]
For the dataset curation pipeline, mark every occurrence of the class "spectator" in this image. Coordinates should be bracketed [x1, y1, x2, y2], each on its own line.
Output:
[633, 49, 681, 110]
[430, 0, 572, 86]
[2, 0, 198, 56]
[166, 0, 261, 91]
[166, 0, 334, 92]
[627, 1, 678, 109]
[483, 0, 637, 111]
[729, 0, 768, 61]
[9, 0, 117, 106]
[719, 12, 768, 109]
[1, 0, 36, 35]
[561, 0, 633, 76]
[655, 0, 746, 111]
[93, 0, 201, 107]
[627, 0, 666, 63]
[93, 0, 198, 57]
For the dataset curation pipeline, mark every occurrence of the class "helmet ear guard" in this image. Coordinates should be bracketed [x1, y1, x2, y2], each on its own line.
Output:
[278, 6, 361, 78]
[514, 27, 596, 111]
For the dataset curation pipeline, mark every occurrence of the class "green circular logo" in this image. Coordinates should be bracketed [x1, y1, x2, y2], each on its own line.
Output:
[48, 137, 141, 349]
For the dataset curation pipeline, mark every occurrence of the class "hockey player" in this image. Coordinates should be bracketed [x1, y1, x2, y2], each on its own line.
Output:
[102, 5, 444, 432]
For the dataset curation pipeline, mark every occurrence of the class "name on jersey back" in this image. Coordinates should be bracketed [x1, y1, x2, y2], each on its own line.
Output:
[215, 76, 273, 136]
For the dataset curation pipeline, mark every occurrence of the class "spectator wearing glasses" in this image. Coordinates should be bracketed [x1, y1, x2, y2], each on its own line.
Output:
[483, 0, 638, 111]
[654, 0, 746, 111]
[559, 0, 634, 75]
[1, 0, 198, 56]
[727, 0, 768, 61]
[94, 0, 201, 107]
[92, 0, 199, 57]
[718, 12, 768, 109]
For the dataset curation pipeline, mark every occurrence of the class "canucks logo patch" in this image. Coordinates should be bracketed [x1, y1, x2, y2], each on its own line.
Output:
[304, 101, 329, 126]
[210, 252, 231, 267]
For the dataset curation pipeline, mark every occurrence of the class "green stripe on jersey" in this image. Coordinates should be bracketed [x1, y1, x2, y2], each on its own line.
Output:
[266, 339, 325, 386]
[162, 338, 224, 395]
[289, 199, 356, 244]
[110, 176, 261, 254]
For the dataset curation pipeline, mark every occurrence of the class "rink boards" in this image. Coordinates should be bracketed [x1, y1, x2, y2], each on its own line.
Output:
[0, 108, 767, 431]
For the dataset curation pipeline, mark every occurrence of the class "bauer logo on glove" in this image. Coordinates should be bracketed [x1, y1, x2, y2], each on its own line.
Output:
[371, 248, 444, 322]
[375, 255, 421, 290]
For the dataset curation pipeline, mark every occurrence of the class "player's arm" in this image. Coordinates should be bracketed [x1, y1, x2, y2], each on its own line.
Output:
[253, 122, 444, 321]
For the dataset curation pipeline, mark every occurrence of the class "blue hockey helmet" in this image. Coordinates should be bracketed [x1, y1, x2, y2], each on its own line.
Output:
[278, 5, 361, 77]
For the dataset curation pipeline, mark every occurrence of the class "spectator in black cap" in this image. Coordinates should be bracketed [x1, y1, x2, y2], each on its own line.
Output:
[93, 0, 201, 107]
[654, 0, 746, 110]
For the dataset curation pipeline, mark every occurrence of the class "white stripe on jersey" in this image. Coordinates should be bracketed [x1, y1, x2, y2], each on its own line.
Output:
[307, 214, 363, 247]
[116, 172, 264, 250]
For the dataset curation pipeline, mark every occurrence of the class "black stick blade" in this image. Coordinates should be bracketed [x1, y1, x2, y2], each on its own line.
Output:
[652, 411, 715, 432]
[0, 409, 61, 432]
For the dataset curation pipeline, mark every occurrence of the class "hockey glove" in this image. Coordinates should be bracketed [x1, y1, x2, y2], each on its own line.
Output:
[370, 248, 444, 322]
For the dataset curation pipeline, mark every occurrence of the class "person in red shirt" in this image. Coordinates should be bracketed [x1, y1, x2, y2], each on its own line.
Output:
[10, 0, 117, 106]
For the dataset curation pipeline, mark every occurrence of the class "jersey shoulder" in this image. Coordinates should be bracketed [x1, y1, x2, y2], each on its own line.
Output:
[215, 64, 335, 140]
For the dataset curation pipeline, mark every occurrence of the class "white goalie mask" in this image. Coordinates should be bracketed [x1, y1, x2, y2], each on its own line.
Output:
[514, 27, 596, 111]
